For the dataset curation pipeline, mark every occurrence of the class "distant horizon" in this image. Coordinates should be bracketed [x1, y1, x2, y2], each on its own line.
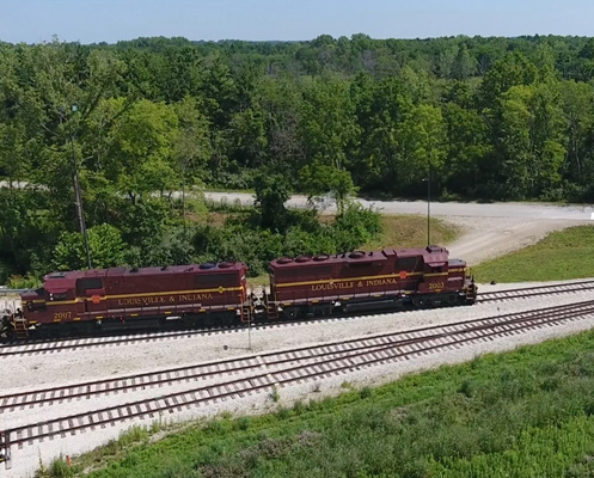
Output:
[3, 32, 593, 47]
[2, 0, 593, 45]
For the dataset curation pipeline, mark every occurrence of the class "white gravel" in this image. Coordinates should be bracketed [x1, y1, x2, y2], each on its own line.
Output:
[2, 279, 594, 477]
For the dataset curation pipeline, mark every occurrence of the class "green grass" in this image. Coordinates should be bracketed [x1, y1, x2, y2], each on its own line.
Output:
[474, 225, 594, 283]
[363, 214, 460, 250]
[42, 330, 594, 477]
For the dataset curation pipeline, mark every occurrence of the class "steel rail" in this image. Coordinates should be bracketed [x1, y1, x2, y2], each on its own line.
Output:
[476, 279, 594, 302]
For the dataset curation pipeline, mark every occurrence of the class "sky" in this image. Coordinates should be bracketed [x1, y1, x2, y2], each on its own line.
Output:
[1, 0, 594, 44]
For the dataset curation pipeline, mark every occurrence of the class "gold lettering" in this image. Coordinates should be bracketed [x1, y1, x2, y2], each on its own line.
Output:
[53, 312, 72, 320]
[364, 278, 397, 287]
[310, 277, 404, 292]
[117, 293, 215, 307]
[311, 281, 354, 292]
[176, 293, 214, 302]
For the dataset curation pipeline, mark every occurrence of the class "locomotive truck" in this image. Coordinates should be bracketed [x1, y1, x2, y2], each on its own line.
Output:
[1, 245, 476, 340]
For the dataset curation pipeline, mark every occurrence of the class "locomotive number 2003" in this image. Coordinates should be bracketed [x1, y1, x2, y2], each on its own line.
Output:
[53, 312, 72, 321]
[428, 282, 445, 290]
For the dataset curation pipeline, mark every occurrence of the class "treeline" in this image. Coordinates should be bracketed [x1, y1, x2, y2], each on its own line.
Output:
[1, 34, 594, 279]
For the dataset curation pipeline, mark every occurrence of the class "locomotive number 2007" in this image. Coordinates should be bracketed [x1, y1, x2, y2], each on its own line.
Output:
[53, 312, 72, 321]
[428, 282, 445, 290]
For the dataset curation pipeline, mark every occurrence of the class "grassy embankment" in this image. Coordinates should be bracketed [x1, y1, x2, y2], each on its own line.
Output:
[40, 330, 594, 477]
[473, 225, 594, 283]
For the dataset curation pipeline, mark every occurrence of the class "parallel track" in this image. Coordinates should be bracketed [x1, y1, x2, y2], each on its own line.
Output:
[476, 279, 594, 302]
[1, 298, 593, 465]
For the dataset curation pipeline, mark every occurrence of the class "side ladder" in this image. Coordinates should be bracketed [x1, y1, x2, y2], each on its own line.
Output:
[12, 318, 29, 339]
[265, 295, 278, 320]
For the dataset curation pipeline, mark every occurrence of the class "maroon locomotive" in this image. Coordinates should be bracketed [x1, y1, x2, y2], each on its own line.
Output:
[265, 245, 476, 320]
[4, 262, 248, 339]
[2, 245, 476, 339]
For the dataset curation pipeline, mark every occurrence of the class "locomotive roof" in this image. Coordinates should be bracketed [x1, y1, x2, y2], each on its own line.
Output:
[269, 245, 450, 270]
[43, 262, 245, 288]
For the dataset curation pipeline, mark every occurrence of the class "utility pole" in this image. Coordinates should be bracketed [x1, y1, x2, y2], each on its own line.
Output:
[427, 165, 431, 246]
[423, 166, 431, 246]
[246, 303, 253, 351]
[70, 105, 92, 269]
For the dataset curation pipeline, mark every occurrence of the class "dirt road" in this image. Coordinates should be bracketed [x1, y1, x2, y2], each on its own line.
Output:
[204, 192, 594, 265]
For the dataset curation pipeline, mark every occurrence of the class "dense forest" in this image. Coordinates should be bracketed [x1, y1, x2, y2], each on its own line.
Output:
[1, 34, 594, 281]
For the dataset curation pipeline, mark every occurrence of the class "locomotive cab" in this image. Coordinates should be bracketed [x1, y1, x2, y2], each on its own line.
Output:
[21, 287, 48, 310]
[417, 245, 449, 295]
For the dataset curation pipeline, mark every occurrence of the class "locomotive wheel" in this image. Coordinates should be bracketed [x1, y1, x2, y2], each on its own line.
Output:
[284, 307, 299, 320]
[412, 296, 427, 308]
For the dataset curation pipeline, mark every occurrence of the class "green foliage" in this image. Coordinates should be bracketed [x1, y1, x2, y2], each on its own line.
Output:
[7, 273, 41, 289]
[4, 36, 594, 280]
[253, 172, 291, 232]
[100, 98, 180, 199]
[299, 161, 357, 214]
[52, 224, 127, 271]
[35, 454, 74, 478]
[192, 203, 382, 276]
[0, 261, 10, 284]
[332, 203, 382, 252]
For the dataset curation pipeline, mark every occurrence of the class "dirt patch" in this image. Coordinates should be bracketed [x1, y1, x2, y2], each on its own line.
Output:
[442, 216, 587, 266]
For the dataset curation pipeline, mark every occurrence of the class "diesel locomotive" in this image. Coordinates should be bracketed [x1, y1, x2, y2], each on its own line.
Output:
[1, 245, 476, 340]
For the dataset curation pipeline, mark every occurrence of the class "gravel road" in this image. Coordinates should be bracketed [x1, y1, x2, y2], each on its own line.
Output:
[204, 191, 594, 264]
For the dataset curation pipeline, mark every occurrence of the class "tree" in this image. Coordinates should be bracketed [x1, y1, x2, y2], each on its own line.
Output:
[559, 80, 594, 196]
[253, 172, 291, 232]
[259, 76, 305, 174]
[479, 52, 538, 108]
[300, 76, 359, 173]
[452, 44, 477, 80]
[493, 83, 566, 199]
[393, 104, 447, 194]
[442, 102, 491, 197]
[52, 223, 127, 270]
[299, 161, 357, 214]
[173, 96, 212, 227]
[101, 98, 180, 201]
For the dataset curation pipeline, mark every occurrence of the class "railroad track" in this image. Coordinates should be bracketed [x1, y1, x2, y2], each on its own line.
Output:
[0, 325, 255, 358]
[1, 298, 593, 467]
[1, 278, 593, 359]
[476, 279, 594, 302]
